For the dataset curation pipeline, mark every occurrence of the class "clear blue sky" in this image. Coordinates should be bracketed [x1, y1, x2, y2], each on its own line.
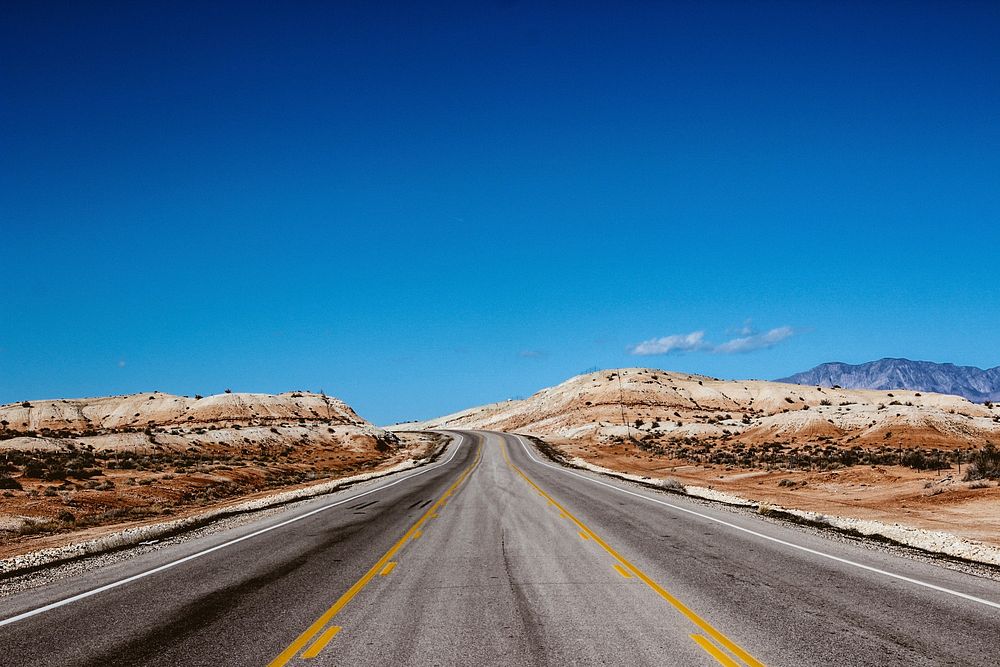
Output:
[2, 1, 999, 424]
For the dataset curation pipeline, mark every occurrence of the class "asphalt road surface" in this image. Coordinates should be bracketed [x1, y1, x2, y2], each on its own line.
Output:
[1, 430, 998, 666]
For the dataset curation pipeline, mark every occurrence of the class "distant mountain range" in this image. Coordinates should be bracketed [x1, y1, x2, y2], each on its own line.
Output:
[778, 358, 1000, 403]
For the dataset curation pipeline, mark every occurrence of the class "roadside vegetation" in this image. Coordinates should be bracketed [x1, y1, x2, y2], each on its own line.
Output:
[964, 443, 1000, 481]
[0, 426, 434, 548]
[623, 434, 984, 473]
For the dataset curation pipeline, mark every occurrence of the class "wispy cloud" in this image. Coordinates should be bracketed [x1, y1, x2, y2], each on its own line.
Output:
[714, 326, 795, 354]
[629, 326, 797, 356]
[629, 331, 708, 356]
[518, 349, 547, 359]
[728, 318, 755, 336]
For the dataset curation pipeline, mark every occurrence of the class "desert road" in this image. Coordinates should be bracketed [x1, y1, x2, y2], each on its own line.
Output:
[1, 431, 998, 666]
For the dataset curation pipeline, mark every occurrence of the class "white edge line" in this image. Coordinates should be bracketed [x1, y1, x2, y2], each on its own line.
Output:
[511, 433, 1000, 611]
[0, 434, 467, 627]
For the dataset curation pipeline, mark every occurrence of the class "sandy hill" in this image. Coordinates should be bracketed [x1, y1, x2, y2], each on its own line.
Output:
[0, 391, 366, 433]
[407, 368, 1000, 450]
[0, 390, 393, 456]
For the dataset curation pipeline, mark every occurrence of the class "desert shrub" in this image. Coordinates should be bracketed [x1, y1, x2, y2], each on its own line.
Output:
[965, 444, 1000, 481]
[0, 476, 22, 490]
[901, 450, 949, 471]
[15, 518, 59, 536]
[657, 477, 685, 493]
[43, 466, 67, 481]
[23, 461, 46, 478]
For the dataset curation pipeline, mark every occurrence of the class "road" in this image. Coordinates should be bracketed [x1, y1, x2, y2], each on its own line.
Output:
[1, 430, 998, 666]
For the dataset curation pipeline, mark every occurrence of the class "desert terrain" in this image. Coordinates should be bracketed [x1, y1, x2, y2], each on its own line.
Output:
[408, 368, 1000, 549]
[0, 391, 438, 559]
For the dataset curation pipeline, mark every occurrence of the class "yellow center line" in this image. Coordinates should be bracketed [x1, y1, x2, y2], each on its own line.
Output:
[500, 439, 764, 667]
[613, 564, 633, 579]
[300, 626, 341, 659]
[691, 634, 742, 667]
[412, 529, 423, 540]
[379, 562, 397, 576]
[267, 442, 483, 667]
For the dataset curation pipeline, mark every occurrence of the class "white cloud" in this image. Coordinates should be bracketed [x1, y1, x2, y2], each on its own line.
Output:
[629, 331, 707, 356]
[628, 326, 797, 356]
[714, 326, 795, 354]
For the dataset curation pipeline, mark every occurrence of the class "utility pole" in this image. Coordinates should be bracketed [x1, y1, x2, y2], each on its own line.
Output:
[320, 389, 332, 420]
[617, 370, 631, 440]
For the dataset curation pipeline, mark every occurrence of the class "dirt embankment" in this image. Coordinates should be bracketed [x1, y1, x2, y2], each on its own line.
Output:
[0, 391, 437, 559]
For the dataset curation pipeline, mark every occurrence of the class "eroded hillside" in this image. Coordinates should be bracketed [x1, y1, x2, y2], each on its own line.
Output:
[0, 391, 437, 555]
[409, 368, 1000, 469]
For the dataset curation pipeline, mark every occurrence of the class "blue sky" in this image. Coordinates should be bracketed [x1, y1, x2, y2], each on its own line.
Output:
[2, 1, 999, 424]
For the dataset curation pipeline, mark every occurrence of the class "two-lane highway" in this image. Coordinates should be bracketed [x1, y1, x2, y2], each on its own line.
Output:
[1, 430, 998, 665]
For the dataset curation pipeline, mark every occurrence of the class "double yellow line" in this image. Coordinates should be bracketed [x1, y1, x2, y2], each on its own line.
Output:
[268, 441, 482, 666]
[500, 439, 764, 667]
